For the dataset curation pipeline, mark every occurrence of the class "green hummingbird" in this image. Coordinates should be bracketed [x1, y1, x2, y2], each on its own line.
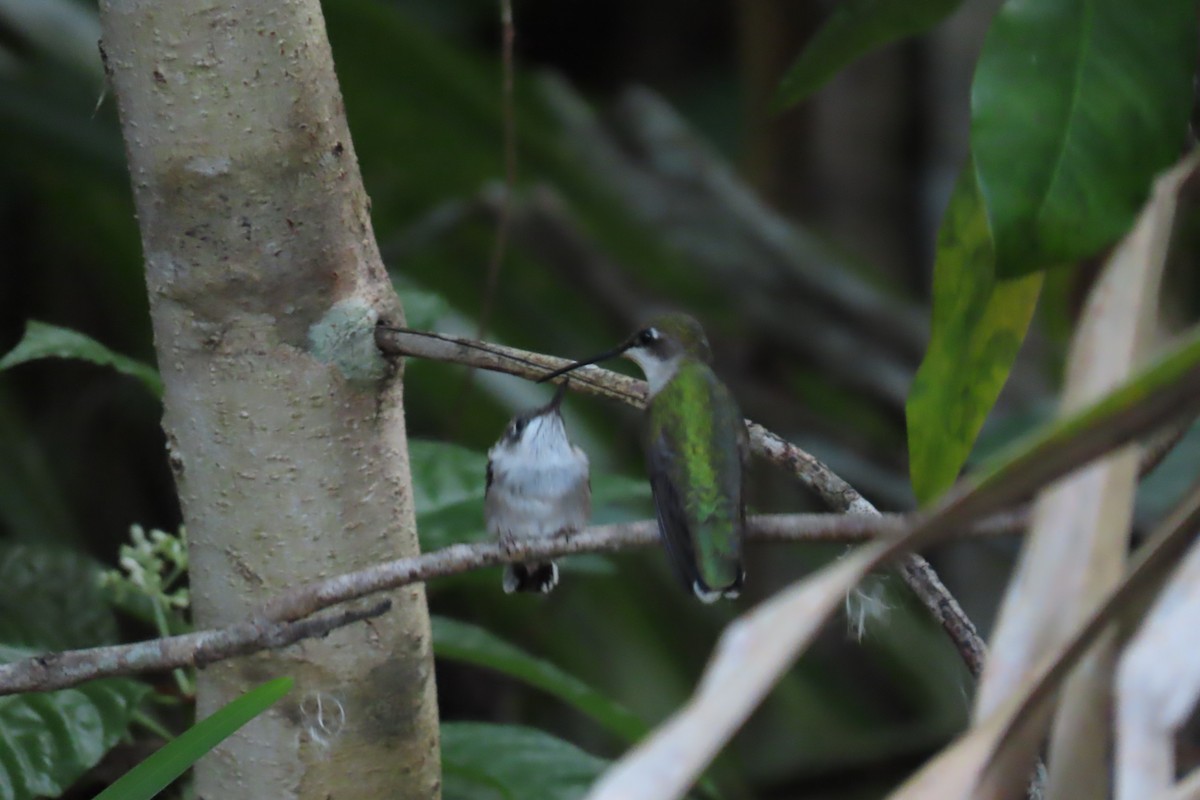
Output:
[541, 313, 746, 602]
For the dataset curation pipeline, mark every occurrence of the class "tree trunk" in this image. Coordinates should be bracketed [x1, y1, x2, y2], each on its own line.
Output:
[97, 2, 441, 798]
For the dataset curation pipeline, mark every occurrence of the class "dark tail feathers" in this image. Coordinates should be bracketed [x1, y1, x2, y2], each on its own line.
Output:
[502, 562, 559, 594]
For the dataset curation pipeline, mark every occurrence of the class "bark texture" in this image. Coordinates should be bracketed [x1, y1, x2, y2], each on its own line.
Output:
[97, 1, 441, 797]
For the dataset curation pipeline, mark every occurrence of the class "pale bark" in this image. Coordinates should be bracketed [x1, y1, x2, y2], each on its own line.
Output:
[97, 1, 440, 798]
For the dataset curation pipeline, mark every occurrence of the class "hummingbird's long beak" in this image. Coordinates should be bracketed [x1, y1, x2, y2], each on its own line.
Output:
[524, 379, 570, 418]
[538, 341, 632, 384]
[547, 380, 568, 410]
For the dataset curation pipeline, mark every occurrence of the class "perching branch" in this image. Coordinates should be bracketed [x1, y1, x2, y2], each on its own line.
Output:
[0, 512, 1025, 696]
[374, 324, 989, 675]
[376, 324, 878, 513]
[17, 331, 1181, 700]
[0, 600, 392, 697]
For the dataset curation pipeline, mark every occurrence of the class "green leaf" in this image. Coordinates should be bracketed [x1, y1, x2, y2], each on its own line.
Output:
[410, 440, 651, 551]
[0, 646, 150, 800]
[92, 677, 293, 800]
[0, 321, 162, 398]
[775, 0, 965, 109]
[971, 0, 1197, 276]
[906, 161, 1043, 504]
[432, 617, 647, 742]
[0, 541, 119, 650]
[441, 722, 609, 800]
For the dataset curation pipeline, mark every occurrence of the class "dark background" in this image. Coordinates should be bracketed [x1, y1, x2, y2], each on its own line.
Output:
[4, 1, 1197, 797]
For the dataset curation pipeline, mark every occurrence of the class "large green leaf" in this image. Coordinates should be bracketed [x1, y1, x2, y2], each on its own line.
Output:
[410, 439, 651, 551]
[0, 321, 162, 398]
[0, 541, 120, 650]
[0, 646, 150, 800]
[775, 0, 965, 109]
[441, 722, 609, 800]
[432, 616, 646, 742]
[92, 677, 292, 800]
[906, 161, 1043, 504]
[971, 0, 1196, 276]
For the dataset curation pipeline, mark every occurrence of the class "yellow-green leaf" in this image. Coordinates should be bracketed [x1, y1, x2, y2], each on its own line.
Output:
[907, 159, 1042, 504]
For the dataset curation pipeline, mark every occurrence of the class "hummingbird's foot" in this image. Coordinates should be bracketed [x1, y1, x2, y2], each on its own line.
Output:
[498, 532, 520, 555]
[553, 525, 579, 541]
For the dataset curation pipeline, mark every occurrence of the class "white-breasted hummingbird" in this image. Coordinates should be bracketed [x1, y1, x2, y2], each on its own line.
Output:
[485, 383, 591, 593]
[541, 313, 746, 602]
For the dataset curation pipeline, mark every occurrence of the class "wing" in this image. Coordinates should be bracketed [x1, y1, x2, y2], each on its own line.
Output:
[484, 458, 500, 536]
[646, 362, 745, 595]
[645, 430, 702, 591]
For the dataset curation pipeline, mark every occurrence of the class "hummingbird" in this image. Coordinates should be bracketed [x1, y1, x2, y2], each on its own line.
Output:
[485, 383, 591, 594]
[540, 313, 746, 602]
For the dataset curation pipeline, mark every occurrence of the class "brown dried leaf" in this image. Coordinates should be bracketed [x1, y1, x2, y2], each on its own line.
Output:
[1117, 536, 1200, 800]
[888, 481, 1200, 800]
[1152, 766, 1200, 800]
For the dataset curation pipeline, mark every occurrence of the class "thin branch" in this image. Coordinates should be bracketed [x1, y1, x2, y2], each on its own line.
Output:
[451, 0, 518, 425]
[0, 600, 391, 696]
[262, 513, 1017, 623]
[0, 512, 1025, 696]
[374, 324, 990, 675]
[475, 0, 517, 342]
[376, 324, 874, 512]
[1138, 412, 1197, 478]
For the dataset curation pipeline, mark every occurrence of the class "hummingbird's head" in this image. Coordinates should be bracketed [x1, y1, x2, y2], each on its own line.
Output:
[538, 313, 712, 396]
[496, 383, 569, 452]
[619, 314, 711, 394]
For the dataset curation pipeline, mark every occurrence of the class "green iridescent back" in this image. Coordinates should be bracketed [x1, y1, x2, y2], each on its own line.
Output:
[644, 358, 745, 592]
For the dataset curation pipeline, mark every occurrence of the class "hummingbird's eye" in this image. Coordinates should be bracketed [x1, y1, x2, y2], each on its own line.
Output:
[509, 418, 528, 439]
[637, 328, 659, 346]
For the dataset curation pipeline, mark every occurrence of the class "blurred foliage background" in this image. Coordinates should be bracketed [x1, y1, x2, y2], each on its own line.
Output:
[3, 0, 1199, 798]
